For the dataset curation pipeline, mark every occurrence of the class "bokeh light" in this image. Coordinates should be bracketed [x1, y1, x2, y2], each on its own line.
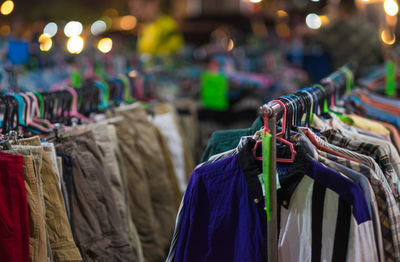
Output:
[39, 33, 52, 51]
[249, 0, 262, 3]
[64, 21, 83, 37]
[276, 10, 288, 18]
[43, 22, 58, 37]
[381, 29, 396, 45]
[67, 36, 84, 54]
[384, 0, 399, 16]
[119, 15, 137, 31]
[319, 15, 330, 25]
[305, 13, 322, 29]
[227, 39, 234, 51]
[97, 37, 113, 53]
[1, 0, 14, 15]
[91, 20, 107, 35]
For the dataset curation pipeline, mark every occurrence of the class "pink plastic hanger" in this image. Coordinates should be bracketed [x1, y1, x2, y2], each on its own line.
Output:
[27, 92, 54, 129]
[19, 93, 50, 132]
[64, 87, 92, 123]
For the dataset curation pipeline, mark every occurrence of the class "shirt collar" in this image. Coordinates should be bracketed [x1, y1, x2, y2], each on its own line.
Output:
[237, 138, 312, 209]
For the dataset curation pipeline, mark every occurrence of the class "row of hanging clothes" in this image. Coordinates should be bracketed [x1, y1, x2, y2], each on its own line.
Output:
[168, 64, 400, 262]
[0, 69, 200, 261]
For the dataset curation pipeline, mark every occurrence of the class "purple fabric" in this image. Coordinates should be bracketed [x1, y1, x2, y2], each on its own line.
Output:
[174, 155, 266, 262]
[310, 160, 371, 224]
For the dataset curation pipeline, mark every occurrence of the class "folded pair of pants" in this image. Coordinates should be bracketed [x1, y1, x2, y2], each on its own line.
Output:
[4, 147, 48, 262]
[113, 104, 176, 262]
[0, 152, 29, 262]
[18, 137, 82, 262]
[51, 131, 137, 262]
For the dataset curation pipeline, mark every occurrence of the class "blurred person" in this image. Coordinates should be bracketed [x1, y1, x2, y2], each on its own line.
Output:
[129, 0, 184, 55]
[311, 0, 383, 69]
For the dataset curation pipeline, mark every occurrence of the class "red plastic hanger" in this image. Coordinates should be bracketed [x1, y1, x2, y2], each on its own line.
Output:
[252, 113, 270, 161]
[252, 100, 297, 163]
[273, 100, 296, 163]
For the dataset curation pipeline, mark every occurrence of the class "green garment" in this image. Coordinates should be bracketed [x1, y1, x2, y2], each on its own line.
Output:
[201, 117, 263, 162]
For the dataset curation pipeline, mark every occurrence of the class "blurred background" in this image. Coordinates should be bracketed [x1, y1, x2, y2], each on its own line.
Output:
[0, 0, 397, 160]
[1, 0, 394, 74]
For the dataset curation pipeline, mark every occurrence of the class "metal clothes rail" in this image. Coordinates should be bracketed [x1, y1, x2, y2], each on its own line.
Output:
[259, 64, 354, 262]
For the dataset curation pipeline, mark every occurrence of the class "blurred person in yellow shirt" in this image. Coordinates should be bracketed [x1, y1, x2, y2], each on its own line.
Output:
[129, 0, 184, 55]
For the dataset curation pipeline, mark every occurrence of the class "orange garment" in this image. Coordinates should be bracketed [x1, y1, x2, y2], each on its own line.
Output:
[359, 93, 400, 117]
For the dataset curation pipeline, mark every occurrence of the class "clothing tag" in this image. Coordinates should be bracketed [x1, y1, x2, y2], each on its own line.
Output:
[200, 72, 229, 111]
[386, 60, 396, 97]
[258, 172, 281, 197]
[262, 131, 271, 221]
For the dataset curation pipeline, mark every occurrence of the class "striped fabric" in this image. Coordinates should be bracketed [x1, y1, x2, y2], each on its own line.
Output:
[307, 129, 400, 262]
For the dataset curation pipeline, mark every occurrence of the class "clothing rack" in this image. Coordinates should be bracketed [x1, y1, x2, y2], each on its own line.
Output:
[259, 64, 355, 262]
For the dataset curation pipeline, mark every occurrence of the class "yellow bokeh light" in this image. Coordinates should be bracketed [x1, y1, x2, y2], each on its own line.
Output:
[250, 0, 262, 3]
[276, 10, 288, 18]
[38, 33, 52, 51]
[381, 29, 396, 45]
[97, 37, 113, 53]
[384, 0, 399, 16]
[319, 15, 330, 25]
[119, 15, 137, 31]
[275, 23, 291, 38]
[0, 24, 10, 35]
[67, 36, 84, 54]
[1, 0, 14, 15]
[227, 39, 234, 51]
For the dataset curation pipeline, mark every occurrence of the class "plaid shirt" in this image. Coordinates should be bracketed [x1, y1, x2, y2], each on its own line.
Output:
[303, 129, 400, 262]
[323, 129, 400, 200]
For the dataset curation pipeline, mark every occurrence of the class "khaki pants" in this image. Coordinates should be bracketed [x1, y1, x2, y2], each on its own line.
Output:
[52, 131, 136, 262]
[23, 156, 48, 262]
[18, 137, 82, 262]
[113, 104, 176, 262]
[89, 122, 143, 261]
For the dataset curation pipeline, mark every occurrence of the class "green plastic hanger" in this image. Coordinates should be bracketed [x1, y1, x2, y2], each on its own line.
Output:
[118, 74, 135, 104]
[34, 92, 44, 119]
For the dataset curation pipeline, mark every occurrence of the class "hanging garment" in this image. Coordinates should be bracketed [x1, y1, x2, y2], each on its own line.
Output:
[50, 131, 136, 262]
[0, 153, 29, 262]
[3, 148, 47, 262]
[112, 104, 176, 262]
[18, 137, 82, 262]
